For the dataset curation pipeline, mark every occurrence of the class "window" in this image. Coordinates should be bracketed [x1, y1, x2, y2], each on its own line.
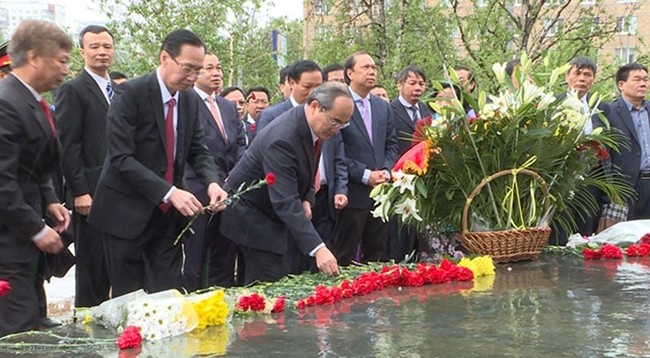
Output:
[513, 0, 522, 6]
[615, 48, 636, 63]
[616, 16, 637, 35]
[313, 0, 326, 16]
[315, 26, 329, 37]
[543, 18, 564, 36]
[476, 0, 488, 7]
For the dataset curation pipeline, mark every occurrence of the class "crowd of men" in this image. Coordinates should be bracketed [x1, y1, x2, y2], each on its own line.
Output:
[0, 19, 649, 337]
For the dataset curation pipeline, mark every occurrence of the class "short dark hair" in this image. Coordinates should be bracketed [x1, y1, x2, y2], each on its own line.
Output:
[454, 65, 474, 81]
[343, 51, 370, 85]
[109, 71, 127, 81]
[615, 62, 648, 84]
[246, 86, 271, 101]
[397, 65, 426, 84]
[220, 86, 245, 98]
[322, 63, 344, 81]
[289, 60, 322, 82]
[79, 25, 113, 48]
[279, 65, 291, 84]
[569, 56, 597, 75]
[505, 59, 521, 77]
[307, 82, 352, 110]
[160, 29, 204, 58]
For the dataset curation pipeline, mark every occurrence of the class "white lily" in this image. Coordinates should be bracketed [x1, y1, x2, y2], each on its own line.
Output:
[492, 62, 507, 84]
[394, 197, 423, 221]
[392, 170, 417, 194]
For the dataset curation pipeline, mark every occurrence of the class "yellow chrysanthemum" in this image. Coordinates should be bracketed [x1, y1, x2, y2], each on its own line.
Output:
[458, 255, 495, 278]
[192, 290, 229, 329]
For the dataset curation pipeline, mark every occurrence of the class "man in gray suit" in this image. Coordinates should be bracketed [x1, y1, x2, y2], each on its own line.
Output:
[601, 63, 650, 226]
[333, 51, 398, 266]
[56, 24, 116, 308]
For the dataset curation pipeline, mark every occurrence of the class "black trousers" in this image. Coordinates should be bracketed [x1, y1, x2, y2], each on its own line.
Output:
[388, 218, 420, 262]
[239, 245, 288, 285]
[0, 261, 39, 337]
[72, 212, 110, 307]
[630, 177, 650, 220]
[104, 208, 182, 298]
[333, 207, 389, 266]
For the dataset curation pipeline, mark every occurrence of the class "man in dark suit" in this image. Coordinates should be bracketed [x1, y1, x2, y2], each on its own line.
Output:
[220, 82, 351, 284]
[389, 65, 432, 260]
[55, 25, 116, 308]
[256, 60, 323, 133]
[600, 63, 650, 227]
[0, 20, 72, 337]
[88, 30, 228, 298]
[183, 51, 245, 290]
[333, 51, 398, 266]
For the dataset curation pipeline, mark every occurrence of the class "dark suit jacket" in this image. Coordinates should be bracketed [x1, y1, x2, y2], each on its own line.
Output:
[0, 74, 60, 263]
[256, 99, 293, 134]
[56, 70, 119, 198]
[602, 97, 648, 200]
[390, 98, 433, 155]
[321, 133, 348, 219]
[185, 91, 245, 187]
[88, 72, 220, 239]
[220, 105, 323, 256]
[341, 92, 398, 209]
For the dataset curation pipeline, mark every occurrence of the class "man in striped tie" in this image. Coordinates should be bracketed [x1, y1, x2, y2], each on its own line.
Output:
[55, 25, 117, 308]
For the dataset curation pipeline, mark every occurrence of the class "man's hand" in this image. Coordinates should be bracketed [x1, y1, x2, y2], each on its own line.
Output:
[46, 203, 70, 233]
[35, 226, 64, 254]
[368, 170, 390, 187]
[314, 246, 340, 276]
[207, 182, 228, 212]
[169, 189, 204, 217]
[74, 194, 93, 216]
[302, 200, 312, 220]
[333, 194, 348, 210]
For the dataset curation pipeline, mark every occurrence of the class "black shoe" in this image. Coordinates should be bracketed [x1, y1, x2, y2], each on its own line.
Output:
[38, 317, 62, 329]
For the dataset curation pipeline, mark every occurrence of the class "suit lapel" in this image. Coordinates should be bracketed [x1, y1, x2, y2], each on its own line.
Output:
[147, 74, 167, 155]
[82, 70, 109, 110]
[394, 102, 415, 131]
[618, 99, 640, 147]
[351, 101, 373, 147]
[296, 108, 316, 179]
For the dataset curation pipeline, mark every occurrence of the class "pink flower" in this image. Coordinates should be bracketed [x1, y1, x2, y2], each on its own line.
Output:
[0, 280, 12, 297]
[265, 173, 276, 187]
[117, 325, 142, 350]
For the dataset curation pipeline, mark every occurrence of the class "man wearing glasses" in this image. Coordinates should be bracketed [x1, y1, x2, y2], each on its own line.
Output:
[220, 82, 351, 284]
[89, 30, 228, 297]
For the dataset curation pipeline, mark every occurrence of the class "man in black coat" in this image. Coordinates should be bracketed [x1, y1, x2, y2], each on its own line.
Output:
[88, 30, 227, 297]
[220, 82, 351, 284]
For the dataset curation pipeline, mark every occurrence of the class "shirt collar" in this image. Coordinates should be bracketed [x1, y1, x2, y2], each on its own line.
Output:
[156, 67, 179, 104]
[193, 86, 213, 101]
[348, 87, 368, 103]
[85, 68, 109, 91]
[11, 73, 41, 101]
[622, 96, 647, 112]
[289, 95, 300, 107]
[398, 95, 417, 109]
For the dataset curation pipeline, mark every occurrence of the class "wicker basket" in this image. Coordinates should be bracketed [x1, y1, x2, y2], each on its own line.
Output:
[461, 169, 551, 263]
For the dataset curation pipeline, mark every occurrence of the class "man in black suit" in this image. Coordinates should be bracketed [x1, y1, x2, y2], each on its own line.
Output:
[88, 30, 228, 298]
[183, 51, 245, 290]
[333, 51, 398, 266]
[0, 20, 72, 337]
[388, 65, 432, 260]
[220, 82, 351, 284]
[600, 63, 650, 227]
[55, 25, 116, 308]
[256, 60, 323, 133]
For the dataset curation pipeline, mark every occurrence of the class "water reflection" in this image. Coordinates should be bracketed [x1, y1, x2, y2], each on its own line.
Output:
[2, 255, 650, 357]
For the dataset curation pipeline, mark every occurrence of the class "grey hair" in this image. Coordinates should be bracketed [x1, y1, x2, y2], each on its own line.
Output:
[9, 20, 72, 67]
[307, 82, 352, 110]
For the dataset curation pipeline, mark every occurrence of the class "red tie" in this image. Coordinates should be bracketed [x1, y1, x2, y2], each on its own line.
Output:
[38, 99, 56, 137]
[314, 139, 322, 193]
[160, 98, 176, 213]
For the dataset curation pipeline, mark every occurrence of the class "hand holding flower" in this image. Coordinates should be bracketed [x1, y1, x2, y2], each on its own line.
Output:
[207, 182, 228, 212]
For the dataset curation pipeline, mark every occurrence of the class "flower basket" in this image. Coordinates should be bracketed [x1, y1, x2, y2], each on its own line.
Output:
[461, 169, 551, 263]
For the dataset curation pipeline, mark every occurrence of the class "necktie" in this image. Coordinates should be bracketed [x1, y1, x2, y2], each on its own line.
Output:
[358, 97, 372, 143]
[38, 99, 56, 137]
[205, 96, 227, 141]
[314, 139, 322, 193]
[160, 98, 176, 213]
[410, 105, 420, 122]
[106, 82, 114, 102]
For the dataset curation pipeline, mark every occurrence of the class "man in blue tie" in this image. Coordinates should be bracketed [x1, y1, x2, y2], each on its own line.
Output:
[55, 25, 117, 308]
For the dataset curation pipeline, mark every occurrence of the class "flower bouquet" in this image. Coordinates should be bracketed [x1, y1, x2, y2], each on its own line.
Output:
[371, 54, 633, 262]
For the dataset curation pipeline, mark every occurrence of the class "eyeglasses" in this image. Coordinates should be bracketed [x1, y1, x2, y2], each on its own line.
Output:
[170, 56, 204, 76]
[321, 109, 350, 129]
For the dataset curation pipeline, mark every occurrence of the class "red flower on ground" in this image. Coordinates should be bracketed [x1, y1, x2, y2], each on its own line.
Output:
[272, 296, 285, 313]
[0, 280, 12, 297]
[296, 299, 306, 309]
[602, 244, 623, 259]
[639, 233, 650, 246]
[583, 247, 602, 260]
[626, 245, 641, 257]
[265, 173, 276, 187]
[117, 325, 142, 350]
[248, 293, 266, 311]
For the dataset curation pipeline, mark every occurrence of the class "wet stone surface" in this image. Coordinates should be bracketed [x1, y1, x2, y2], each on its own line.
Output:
[2, 254, 650, 357]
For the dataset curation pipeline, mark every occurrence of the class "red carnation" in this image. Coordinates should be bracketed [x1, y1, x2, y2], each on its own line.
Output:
[271, 296, 285, 313]
[0, 280, 12, 297]
[456, 266, 474, 282]
[626, 245, 640, 257]
[639, 243, 650, 256]
[583, 247, 602, 260]
[265, 173, 276, 187]
[249, 293, 266, 311]
[602, 244, 623, 259]
[117, 325, 142, 350]
[237, 296, 251, 312]
[250, 123, 256, 132]
[639, 233, 650, 245]
[296, 299, 306, 309]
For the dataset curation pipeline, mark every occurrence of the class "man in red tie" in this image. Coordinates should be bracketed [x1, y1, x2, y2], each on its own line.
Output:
[89, 30, 227, 298]
[0, 19, 72, 337]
